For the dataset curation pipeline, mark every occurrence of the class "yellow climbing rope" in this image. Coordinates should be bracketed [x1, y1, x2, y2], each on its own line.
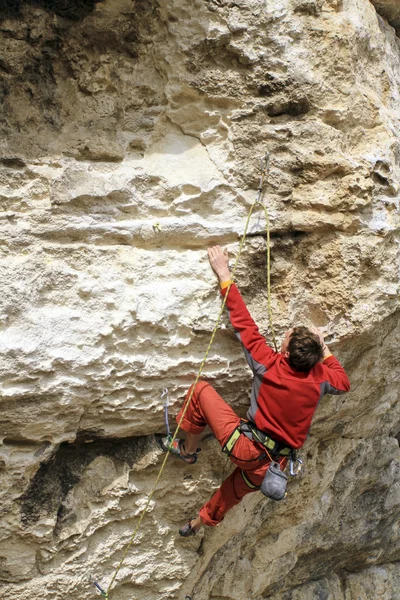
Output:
[103, 152, 275, 598]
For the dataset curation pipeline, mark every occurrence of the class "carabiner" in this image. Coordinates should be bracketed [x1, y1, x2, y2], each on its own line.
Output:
[260, 150, 270, 174]
[289, 458, 303, 477]
[256, 150, 271, 198]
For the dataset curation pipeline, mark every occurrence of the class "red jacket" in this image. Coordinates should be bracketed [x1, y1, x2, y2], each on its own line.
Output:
[222, 284, 350, 449]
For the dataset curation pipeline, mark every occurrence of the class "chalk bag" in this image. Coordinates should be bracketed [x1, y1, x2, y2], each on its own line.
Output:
[261, 461, 288, 501]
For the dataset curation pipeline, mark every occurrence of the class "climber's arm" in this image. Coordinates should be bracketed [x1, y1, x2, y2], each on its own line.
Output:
[208, 246, 277, 372]
[321, 355, 351, 394]
[309, 327, 351, 394]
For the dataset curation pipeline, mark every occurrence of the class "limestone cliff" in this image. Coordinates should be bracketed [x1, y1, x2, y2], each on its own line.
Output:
[0, 1, 399, 599]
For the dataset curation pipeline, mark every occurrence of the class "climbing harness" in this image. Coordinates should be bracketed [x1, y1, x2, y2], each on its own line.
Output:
[241, 470, 260, 490]
[245, 422, 292, 456]
[222, 420, 303, 500]
[222, 420, 292, 458]
[98, 151, 276, 598]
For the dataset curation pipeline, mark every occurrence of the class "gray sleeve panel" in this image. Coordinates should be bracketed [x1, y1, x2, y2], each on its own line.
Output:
[320, 380, 346, 397]
[247, 375, 263, 423]
[235, 330, 268, 376]
[303, 383, 332, 442]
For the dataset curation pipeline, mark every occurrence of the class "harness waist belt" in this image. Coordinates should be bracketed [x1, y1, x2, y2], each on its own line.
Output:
[222, 420, 292, 457]
[241, 421, 292, 456]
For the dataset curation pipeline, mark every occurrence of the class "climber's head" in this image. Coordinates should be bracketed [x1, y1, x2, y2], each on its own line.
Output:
[281, 326, 324, 372]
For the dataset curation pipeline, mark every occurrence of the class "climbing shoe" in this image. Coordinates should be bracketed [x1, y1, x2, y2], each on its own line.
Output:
[158, 437, 200, 465]
[179, 519, 198, 537]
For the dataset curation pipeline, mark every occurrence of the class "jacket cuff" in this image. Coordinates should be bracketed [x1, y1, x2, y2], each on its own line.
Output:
[323, 354, 335, 363]
[199, 506, 224, 527]
[220, 279, 233, 290]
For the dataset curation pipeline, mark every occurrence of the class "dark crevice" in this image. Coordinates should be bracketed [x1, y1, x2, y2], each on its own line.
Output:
[293, 0, 323, 17]
[265, 97, 311, 118]
[256, 74, 289, 98]
[373, 172, 390, 185]
[3, 437, 46, 446]
[0, 158, 26, 169]
[0, 0, 103, 22]
[246, 229, 308, 240]
[19, 433, 156, 529]
[371, 1, 400, 38]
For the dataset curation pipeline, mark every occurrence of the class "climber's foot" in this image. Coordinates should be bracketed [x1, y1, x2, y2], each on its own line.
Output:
[158, 437, 200, 465]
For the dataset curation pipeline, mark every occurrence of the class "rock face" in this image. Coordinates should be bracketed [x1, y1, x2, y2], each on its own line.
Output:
[0, 0, 399, 599]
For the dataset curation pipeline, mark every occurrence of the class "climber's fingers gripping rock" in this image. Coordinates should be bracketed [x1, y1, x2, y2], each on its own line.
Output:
[208, 245, 230, 283]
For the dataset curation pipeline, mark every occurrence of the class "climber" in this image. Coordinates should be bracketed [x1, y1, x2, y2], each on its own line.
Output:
[162, 245, 350, 536]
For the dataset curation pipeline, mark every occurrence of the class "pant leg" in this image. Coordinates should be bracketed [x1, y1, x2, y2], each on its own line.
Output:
[177, 381, 270, 469]
[177, 381, 284, 526]
[199, 467, 264, 526]
[176, 381, 241, 447]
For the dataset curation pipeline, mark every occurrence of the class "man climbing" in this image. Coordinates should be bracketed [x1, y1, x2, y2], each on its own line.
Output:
[162, 245, 350, 536]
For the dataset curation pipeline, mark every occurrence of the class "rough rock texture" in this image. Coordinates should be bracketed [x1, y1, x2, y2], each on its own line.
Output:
[0, 0, 399, 599]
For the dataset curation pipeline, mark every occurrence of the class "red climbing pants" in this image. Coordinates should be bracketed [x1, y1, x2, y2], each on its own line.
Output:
[176, 381, 285, 527]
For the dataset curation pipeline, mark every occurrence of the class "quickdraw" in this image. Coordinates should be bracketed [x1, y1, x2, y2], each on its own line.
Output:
[161, 388, 171, 444]
[91, 576, 109, 598]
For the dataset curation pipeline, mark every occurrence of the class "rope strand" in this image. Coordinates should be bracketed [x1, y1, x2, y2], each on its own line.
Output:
[105, 158, 274, 597]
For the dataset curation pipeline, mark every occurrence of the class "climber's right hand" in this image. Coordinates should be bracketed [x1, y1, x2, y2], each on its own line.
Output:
[208, 245, 231, 283]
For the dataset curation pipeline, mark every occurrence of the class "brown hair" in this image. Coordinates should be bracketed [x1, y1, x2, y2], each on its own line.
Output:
[287, 326, 324, 372]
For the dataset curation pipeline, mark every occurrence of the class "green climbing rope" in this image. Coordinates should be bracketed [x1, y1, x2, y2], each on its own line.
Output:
[103, 152, 275, 598]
